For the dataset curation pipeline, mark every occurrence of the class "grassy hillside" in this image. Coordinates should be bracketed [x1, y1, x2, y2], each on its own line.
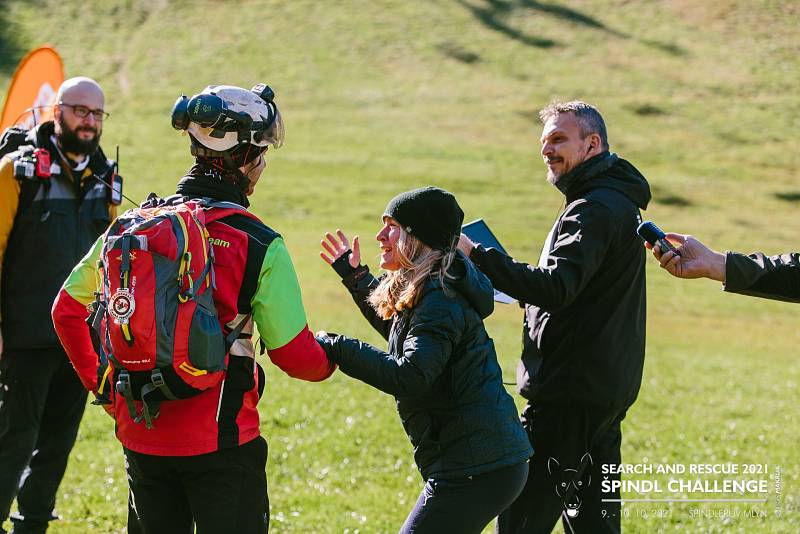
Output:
[1, 1, 798, 532]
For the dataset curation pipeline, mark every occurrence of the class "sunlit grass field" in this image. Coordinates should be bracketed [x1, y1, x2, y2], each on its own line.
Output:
[1, 1, 798, 532]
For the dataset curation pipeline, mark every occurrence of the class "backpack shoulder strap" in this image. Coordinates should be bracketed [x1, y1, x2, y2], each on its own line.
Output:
[202, 201, 258, 225]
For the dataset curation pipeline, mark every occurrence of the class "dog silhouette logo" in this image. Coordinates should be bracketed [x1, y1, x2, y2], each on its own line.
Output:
[548, 452, 593, 518]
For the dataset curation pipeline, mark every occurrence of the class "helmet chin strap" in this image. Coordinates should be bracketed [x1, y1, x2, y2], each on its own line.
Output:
[234, 167, 251, 193]
[190, 143, 250, 192]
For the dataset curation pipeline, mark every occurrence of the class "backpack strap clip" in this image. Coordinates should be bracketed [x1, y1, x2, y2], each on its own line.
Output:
[139, 369, 179, 430]
[87, 299, 113, 406]
[115, 371, 138, 423]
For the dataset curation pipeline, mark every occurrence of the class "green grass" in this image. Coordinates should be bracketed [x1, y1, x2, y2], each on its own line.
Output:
[1, 0, 798, 532]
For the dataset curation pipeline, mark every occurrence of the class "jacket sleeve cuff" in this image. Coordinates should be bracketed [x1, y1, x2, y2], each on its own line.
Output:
[471, 244, 504, 273]
[341, 264, 372, 290]
[330, 250, 357, 278]
[315, 334, 340, 364]
[267, 325, 336, 381]
[723, 251, 757, 292]
[470, 244, 488, 266]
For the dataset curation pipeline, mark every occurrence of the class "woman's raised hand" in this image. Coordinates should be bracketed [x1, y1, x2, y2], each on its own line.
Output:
[320, 229, 360, 268]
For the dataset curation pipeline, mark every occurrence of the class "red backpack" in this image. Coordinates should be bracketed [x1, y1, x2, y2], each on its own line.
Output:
[87, 194, 252, 428]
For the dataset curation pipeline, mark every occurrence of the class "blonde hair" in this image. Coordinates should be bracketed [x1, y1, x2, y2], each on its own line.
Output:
[368, 227, 458, 320]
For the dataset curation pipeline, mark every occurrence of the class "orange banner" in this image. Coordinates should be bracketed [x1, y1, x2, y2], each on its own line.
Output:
[0, 45, 64, 131]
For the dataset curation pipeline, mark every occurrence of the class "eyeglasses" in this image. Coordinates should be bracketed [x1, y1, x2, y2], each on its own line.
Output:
[58, 102, 109, 121]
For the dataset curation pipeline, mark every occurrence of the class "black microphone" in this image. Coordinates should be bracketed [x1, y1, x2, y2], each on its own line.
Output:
[637, 221, 680, 255]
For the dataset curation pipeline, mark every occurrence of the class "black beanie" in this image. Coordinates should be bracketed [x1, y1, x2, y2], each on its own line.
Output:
[384, 187, 464, 251]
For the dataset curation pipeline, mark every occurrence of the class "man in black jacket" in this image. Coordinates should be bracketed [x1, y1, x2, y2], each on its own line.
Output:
[651, 233, 800, 302]
[459, 101, 651, 533]
[0, 77, 116, 534]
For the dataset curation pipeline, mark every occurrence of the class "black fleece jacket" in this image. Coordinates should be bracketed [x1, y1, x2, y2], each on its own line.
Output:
[470, 152, 652, 409]
[318, 252, 532, 480]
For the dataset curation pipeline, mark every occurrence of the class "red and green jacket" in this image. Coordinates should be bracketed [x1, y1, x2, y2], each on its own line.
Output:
[52, 207, 335, 456]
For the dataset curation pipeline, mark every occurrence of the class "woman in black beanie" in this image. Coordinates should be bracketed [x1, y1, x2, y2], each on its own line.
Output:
[317, 187, 532, 533]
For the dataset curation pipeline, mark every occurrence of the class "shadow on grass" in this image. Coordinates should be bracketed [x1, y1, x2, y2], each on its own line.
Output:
[651, 186, 693, 207]
[641, 38, 687, 57]
[518, 0, 627, 38]
[437, 42, 482, 64]
[456, 0, 687, 57]
[628, 103, 667, 117]
[0, 9, 26, 80]
[655, 194, 693, 207]
[774, 191, 800, 203]
[456, 0, 558, 49]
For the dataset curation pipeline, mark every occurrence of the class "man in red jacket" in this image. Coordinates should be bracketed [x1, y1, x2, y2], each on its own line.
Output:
[52, 84, 335, 533]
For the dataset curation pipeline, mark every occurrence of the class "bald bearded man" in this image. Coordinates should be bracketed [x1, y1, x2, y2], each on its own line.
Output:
[0, 77, 117, 534]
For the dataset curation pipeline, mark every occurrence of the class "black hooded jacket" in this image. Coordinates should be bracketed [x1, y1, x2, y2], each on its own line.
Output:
[319, 252, 532, 480]
[1, 121, 114, 349]
[470, 152, 651, 409]
[724, 251, 800, 302]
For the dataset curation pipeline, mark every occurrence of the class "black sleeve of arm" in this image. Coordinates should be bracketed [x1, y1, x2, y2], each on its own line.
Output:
[341, 265, 392, 341]
[320, 293, 460, 397]
[470, 200, 614, 310]
[724, 251, 800, 303]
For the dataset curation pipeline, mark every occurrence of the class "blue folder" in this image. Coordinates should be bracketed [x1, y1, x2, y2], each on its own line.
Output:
[462, 219, 515, 304]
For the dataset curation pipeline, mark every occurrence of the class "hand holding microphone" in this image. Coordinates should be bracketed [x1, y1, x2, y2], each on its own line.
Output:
[637, 221, 679, 256]
[638, 221, 726, 281]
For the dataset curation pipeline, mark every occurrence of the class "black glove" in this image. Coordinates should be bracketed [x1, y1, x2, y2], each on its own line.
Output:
[330, 250, 357, 278]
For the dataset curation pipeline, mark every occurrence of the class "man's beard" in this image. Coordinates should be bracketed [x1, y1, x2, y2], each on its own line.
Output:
[58, 116, 101, 155]
[544, 158, 563, 186]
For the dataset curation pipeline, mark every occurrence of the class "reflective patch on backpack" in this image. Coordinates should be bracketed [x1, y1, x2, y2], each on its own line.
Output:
[109, 288, 135, 324]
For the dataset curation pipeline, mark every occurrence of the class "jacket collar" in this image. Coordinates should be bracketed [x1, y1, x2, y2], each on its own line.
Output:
[554, 151, 618, 199]
[175, 164, 249, 207]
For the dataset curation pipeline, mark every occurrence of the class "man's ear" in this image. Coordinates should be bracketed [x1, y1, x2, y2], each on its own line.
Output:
[589, 133, 602, 153]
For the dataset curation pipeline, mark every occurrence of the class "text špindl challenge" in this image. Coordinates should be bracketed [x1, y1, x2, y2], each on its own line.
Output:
[602, 463, 770, 494]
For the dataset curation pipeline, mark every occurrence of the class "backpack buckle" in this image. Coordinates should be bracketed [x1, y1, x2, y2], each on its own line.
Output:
[115, 371, 139, 423]
[150, 369, 165, 388]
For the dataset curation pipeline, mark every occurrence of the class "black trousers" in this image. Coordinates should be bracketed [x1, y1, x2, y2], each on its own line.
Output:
[400, 461, 529, 534]
[125, 436, 269, 534]
[0, 347, 87, 534]
[496, 403, 627, 534]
